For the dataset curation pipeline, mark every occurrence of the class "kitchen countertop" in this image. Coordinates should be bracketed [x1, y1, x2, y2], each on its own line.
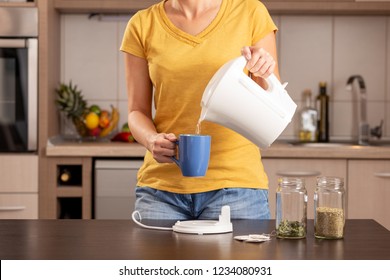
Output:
[46, 136, 390, 159]
[0, 219, 389, 260]
[46, 136, 147, 157]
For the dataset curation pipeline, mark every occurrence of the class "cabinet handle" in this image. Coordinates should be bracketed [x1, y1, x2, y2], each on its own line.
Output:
[0, 206, 26, 211]
[373, 172, 390, 178]
[276, 170, 321, 177]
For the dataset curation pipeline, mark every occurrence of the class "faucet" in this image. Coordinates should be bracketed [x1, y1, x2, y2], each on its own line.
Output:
[346, 75, 369, 145]
[346, 75, 383, 145]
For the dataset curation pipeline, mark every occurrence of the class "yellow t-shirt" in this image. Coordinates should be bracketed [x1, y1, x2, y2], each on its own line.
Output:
[120, 0, 277, 194]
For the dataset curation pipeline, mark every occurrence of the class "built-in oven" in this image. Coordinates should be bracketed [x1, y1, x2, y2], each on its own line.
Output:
[0, 7, 38, 152]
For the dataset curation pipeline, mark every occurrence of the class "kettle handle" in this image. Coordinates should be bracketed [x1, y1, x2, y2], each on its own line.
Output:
[238, 77, 286, 118]
[235, 56, 284, 94]
[234, 57, 286, 118]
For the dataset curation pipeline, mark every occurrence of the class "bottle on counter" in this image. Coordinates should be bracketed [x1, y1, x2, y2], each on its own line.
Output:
[59, 169, 72, 184]
[276, 177, 307, 239]
[316, 82, 329, 142]
[299, 89, 318, 142]
[314, 176, 345, 239]
[57, 165, 82, 186]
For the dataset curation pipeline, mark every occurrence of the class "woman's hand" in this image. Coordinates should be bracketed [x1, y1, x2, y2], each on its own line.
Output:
[146, 133, 177, 163]
[241, 46, 276, 79]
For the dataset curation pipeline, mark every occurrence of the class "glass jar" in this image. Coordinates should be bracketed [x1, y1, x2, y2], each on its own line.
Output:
[276, 177, 307, 239]
[314, 176, 345, 239]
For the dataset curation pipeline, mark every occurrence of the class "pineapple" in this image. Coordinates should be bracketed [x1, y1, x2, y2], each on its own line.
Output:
[55, 81, 88, 137]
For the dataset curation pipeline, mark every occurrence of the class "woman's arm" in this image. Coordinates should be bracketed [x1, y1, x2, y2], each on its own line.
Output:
[124, 53, 176, 163]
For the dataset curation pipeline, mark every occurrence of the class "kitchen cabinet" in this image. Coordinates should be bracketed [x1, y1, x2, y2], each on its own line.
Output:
[0, 1, 35, 7]
[53, 0, 158, 13]
[348, 160, 390, 230]
[43, 139, 146, 219]
[50, 0, 390, 14]
[43, 156, 143, 219]
[0, 194, 38, 219]
[43, 157, 92, 219]
[265, 1, 390, 15]
[262, 158, 348, 219]
[0, 155, 38, 219]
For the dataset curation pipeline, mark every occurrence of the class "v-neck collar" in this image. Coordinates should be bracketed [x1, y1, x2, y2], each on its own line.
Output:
[158, 0, 228, 45]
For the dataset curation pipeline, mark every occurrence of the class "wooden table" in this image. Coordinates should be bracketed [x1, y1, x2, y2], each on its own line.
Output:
[0, 219, 389, 260]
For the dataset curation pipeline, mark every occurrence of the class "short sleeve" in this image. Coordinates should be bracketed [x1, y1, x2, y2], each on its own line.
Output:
[120, 12, 146, 58]
[251, 1, 278, 44]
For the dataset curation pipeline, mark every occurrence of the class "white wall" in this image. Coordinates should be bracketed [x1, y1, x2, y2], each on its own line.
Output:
[61, 14, 390, 141]
[60, 14, 129, 131]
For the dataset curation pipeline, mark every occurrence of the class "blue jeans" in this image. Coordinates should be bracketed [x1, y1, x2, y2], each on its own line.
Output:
[134, 187, 271, 220]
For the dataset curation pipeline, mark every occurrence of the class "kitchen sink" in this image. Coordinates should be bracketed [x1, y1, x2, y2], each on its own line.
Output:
[367, 140, 390, 147]
[287, 140, 390, 147]
[287, 140, 358, 147]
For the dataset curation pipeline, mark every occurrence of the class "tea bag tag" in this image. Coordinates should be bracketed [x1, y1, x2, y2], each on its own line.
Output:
[234, 234, 272, 243]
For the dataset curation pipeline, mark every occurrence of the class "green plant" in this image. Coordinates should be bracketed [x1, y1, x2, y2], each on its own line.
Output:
[55, 81, 88, 136]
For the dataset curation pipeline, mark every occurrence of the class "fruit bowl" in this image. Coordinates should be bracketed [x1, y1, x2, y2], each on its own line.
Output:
[55, 82, 119, 141]
[72, 105, 120, 141]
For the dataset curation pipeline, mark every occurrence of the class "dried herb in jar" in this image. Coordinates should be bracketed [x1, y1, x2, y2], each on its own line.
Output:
[315, 207, 344, 239]
[277, 220, 306, 239]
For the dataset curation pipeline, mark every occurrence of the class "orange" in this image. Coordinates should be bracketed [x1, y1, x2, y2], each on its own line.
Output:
[85, 112, 99, 129]
[99, 110, 110, 128]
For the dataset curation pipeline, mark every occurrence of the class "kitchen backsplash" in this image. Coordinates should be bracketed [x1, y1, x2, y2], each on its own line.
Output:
[60, 14, 390, 141]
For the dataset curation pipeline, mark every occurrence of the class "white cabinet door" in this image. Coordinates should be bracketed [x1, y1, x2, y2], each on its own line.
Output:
[0, 155, 38, 219]
[263, 158, 348, 219]
[0, 194, 38, 219]
[0, 155, 38, 192]
[348, 160, 390, 230]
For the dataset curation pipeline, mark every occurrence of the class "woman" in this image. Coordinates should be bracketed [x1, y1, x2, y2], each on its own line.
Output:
[121, 0, 279, 220]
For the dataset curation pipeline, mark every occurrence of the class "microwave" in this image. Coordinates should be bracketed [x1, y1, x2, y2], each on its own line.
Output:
[0, 7, 38, 152]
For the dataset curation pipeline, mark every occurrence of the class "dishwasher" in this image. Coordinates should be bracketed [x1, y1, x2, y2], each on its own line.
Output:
[94, 159, 143, 219]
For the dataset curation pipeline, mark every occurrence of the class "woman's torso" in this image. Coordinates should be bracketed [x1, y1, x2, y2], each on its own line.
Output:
[121, 0, 277, 193]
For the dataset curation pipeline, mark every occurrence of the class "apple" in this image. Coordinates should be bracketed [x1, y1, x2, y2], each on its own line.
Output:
[122, 122, 130, 132]
[99, 110, 110, 128]
[88, 126, 101, 137]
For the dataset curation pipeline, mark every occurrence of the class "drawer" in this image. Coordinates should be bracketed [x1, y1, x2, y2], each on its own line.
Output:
[0, 155, 38, 192]
[0, 194, 38, 219]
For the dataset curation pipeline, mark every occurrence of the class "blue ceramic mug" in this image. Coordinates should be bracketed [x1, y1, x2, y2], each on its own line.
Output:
[171, 134, 211, 177]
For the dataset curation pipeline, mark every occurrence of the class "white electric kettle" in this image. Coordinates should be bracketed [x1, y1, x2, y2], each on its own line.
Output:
[200, 56, 297, 148]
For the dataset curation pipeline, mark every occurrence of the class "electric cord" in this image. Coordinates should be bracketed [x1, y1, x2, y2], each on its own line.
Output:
[131, 210, 173, 231]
